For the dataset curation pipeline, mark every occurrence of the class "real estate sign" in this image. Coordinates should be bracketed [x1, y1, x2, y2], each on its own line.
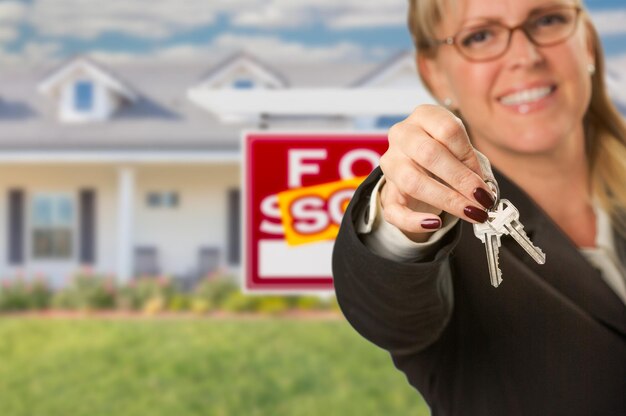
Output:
[243, 132, 388, 293]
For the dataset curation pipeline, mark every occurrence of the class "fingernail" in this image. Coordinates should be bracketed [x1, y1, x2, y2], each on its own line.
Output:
[473, 187, 495, 210]
[421, 218, 441, 230]
[464, 206, 488, 223]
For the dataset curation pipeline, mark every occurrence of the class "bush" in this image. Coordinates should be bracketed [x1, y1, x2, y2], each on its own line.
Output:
[116, 276, 174, 311]
[168, 294, 190, 312]
[193, 275, 238, 307]
[0, 276, 52, 312]
[295, 296, 324, 310]
[221, 292, 261, 313]
[257, 296, 290, 315]
[52, 273, 116, 311]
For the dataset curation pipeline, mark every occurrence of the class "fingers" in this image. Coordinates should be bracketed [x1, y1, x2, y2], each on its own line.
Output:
[379, 104, 499, 239]
[380, 180, 443, 238]
[406, 105, 484, 178]
[381, 143, 495, 225]
[386, 159, 489, 224]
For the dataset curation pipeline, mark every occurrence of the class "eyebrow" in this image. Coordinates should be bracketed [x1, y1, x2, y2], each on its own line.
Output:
[458, 2, 576, 27]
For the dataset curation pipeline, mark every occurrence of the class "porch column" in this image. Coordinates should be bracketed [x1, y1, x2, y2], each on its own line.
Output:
[116, 167, 135, 283]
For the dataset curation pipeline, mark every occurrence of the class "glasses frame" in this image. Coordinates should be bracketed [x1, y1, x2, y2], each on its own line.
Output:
[432, 5, 582, 62]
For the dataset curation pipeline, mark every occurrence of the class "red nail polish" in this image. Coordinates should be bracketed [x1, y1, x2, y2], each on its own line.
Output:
[473, 187, 495, 210]
[421, 218, 441, 230]
[464, 206, 488, 223]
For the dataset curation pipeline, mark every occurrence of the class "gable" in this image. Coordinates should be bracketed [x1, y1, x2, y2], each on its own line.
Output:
[197, 52, 289, 90]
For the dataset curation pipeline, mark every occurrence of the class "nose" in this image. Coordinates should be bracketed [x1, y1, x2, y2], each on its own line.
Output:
[504, 28, 544, 68]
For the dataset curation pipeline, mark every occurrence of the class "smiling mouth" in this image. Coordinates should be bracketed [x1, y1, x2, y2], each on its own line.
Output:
[498, 86, 556, 106]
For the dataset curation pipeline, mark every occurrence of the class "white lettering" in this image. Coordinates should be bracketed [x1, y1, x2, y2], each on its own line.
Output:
[259, 194, 283, 235]
[291, 197, 329, 234]
[288, 149, 327, 188]
[339, 149, 380, 179]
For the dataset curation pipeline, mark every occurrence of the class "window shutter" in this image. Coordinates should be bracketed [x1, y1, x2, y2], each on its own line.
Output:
[227, 188, 241, 265]
[79, 189, 96, 264]
[8, 189, 25, 265]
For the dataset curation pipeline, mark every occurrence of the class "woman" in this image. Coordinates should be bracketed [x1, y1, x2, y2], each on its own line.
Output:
[332, 0, 626, 414]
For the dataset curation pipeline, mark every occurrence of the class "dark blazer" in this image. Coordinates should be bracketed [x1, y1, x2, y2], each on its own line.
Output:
[332, 167, 626, 416]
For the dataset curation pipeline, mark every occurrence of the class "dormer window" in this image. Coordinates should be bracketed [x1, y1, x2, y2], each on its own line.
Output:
[233, 78, 254, 89]
[38, 57, 138, 123]
[74, 81, 94, 112]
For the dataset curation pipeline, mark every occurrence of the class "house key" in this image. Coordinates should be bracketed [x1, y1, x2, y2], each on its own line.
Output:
[473, 180, 546, 288]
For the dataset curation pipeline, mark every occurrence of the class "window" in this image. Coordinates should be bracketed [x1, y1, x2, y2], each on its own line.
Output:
[74, 81, 94, 112]
[375, 115, 406, 129]
[233, 78, 254, 89]
[146, 191, 179, 208]
[31, 194, 74, 259]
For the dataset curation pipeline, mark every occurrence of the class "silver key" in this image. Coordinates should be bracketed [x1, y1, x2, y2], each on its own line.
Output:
[489, 199, 546, 265]
[474, 220, 504, 287]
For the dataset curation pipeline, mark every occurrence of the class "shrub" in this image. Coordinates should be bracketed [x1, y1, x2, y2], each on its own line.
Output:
[116, 276, 174, 311]
[295, 296, 324, 310]
[193, 275, 238, 307]
[168, 294, 190, 312]
[190, 297, 212, 314]
[257, 296, 290, 315]
[52, 272, 116, 311]
[221, 292, 260, 313]
[0, 276, 53, 312]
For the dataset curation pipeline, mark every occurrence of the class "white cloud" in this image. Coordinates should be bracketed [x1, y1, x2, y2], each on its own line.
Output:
[209, 34, 370, 63]
[231, 0, 406, 29]
[0, 0, 27, 21]
[0, 0, 27, 43]
[0, 26, 18, 43]
[85, 35, 373, 65]
[26, 0, 235, 39]
[590, 10, 626, 36]
[22, 0, 407, 40]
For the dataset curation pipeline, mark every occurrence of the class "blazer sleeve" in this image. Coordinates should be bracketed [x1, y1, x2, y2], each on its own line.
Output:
[332, 167, 462, 356]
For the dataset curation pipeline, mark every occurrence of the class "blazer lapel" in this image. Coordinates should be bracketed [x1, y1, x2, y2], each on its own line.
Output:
[493, 170, 626, 338]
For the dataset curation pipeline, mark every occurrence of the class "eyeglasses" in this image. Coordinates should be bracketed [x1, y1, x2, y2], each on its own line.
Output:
[431, 5, 582, 62]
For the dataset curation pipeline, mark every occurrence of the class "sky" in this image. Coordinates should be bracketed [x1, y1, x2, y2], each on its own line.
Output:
[0, 0, 625, 67]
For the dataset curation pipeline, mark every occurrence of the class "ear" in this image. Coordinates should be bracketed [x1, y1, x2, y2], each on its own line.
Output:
[417, 53, 455, 106]
[583, 18, 596, 68]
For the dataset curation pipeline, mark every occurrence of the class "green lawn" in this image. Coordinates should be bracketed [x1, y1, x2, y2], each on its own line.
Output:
[0, 317, 430, 416]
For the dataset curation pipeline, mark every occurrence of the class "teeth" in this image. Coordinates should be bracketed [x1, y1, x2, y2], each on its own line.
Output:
[500, 87, 552, 106]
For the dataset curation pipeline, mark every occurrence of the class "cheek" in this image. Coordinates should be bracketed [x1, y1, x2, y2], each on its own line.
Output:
[448, 64, 497, 116]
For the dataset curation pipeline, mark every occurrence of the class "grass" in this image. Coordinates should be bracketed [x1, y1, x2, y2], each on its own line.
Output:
[0, 317, 430, 416]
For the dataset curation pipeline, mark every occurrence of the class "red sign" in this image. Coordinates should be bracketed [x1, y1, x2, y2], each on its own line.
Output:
[243, 132, 388, 292]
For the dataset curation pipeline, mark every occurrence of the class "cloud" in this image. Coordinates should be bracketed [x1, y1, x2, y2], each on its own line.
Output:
[22, 0, 407, 40]
[231, 0, 407, 29]
[589, 10, 626, 36]
[0, 0, 27, 43]
[85, 35, 373, 65]
[210, 34, 371, 63]
[25, 0, 235, 39]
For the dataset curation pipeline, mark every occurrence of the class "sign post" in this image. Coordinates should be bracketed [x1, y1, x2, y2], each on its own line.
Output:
[243, 132, 388, 293]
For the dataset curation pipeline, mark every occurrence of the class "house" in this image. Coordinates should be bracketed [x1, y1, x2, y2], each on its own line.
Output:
[9, 50, 624, 289]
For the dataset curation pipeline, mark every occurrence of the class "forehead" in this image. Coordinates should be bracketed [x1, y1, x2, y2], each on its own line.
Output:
[440, 0, 577, 29]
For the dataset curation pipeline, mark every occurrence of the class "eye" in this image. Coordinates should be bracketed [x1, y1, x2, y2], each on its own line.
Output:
[532, 11, 570, 28]
[460, 29, 494, 48]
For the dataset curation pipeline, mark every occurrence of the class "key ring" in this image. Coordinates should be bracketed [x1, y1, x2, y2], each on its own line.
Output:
[484, 178, 500, 210]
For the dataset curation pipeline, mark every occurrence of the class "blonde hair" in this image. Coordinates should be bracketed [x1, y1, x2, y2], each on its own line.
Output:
[407, 0, 626, 236]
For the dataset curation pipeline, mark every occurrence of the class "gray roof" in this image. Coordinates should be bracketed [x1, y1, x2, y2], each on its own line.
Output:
[0, 54, 382, 152]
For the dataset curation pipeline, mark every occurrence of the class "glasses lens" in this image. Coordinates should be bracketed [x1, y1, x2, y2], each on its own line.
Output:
[525, 7, 579, 45]
[456, 24, 509, 61]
